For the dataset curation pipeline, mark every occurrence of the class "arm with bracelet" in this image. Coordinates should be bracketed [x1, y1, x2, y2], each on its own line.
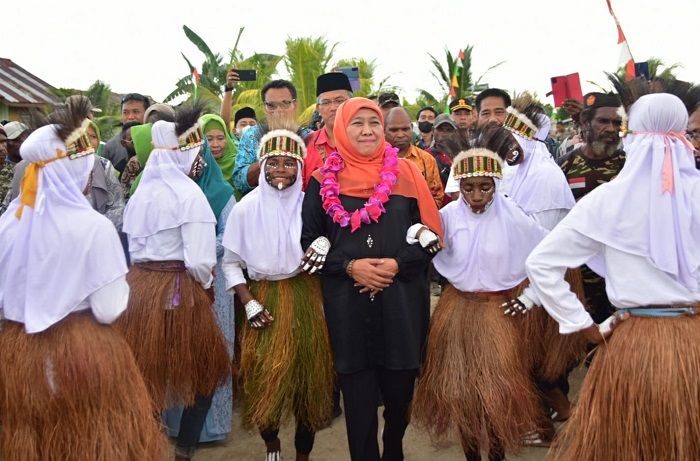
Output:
[221, 248, 274, 329]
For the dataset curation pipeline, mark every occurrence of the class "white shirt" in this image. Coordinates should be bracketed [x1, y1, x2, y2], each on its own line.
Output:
[129, 222, 216, 288]
[222, 249, 301, 290]
[526, 224, 700, 334]
[75, 276, 130, 325]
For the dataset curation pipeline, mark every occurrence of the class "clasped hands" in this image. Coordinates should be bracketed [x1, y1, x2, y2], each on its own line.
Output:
[351, 258, 399, 299]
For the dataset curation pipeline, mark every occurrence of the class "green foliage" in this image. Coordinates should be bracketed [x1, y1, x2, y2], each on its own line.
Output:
[420, 45, 504, 105]
[614, 56, 682, 80]
[85, 80, 119, 116]
[93, 115, 121, 140]
[334, 58, 376, 97]
[284, 37, 337, 124]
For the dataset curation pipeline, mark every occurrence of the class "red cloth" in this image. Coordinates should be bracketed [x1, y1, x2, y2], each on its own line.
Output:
[303, 128, 333, 190]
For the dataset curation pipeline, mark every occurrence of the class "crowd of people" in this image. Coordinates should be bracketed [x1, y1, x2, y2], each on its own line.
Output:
[0, 68, 699, 461]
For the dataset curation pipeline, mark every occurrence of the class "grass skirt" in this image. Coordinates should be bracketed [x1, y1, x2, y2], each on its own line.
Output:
[116, 264, 230, 409]
[240, 273, 334, 432]
[549, 314, 700, 460]
[412, 284, 542, 453]
[0, 313, 168, 460]
[522, 269, 589, 384]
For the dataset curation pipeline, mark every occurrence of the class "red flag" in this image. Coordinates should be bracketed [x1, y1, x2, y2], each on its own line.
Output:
[606, 0, 635, 80]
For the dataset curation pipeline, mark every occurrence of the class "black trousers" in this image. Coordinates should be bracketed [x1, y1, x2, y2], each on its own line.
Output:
[175, 393, 214, 458]
[338, 367, 417, 461]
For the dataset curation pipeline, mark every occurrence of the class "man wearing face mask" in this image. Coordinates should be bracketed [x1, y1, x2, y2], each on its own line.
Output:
[415, 106, 438, 150]
[233, 107, 257, 145]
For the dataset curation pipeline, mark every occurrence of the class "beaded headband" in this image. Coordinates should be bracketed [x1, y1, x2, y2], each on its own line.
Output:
[64, 119, 95, 159]
[177, 123, 204, 151]
[502, 107, 538, 140]
[257, 129, 307, 164]
[452, 148, 503, 180]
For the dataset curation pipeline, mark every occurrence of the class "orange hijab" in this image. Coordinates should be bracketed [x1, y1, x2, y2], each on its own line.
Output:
[312, 97, 442, 238]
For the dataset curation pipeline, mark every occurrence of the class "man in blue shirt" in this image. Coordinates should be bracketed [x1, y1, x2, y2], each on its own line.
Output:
[233, 80, 312, 194]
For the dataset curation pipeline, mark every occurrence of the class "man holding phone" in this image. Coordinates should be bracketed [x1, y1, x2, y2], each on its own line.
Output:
[303, 72, 353, 189]
[232, 79, 312, 195]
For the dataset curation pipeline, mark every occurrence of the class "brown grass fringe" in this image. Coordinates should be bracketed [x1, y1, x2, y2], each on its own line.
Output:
[115, 265, 230, 409]
[239, 273, 334, 432]
[548, 314, 700, 460]
[0, 313, 169, 460]
[522, 269, 589, 384]
[412, 284, 543, 453]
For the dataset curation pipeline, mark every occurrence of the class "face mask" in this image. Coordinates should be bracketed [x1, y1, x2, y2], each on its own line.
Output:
[418, 121, 434, 134]
[237, 125, 253, 137]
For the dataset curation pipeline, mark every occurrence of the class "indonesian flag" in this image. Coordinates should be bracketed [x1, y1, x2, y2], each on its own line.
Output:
[192, 67, 200, 98]
[606, 0, 635, 80]
[448, 49, 464, 100]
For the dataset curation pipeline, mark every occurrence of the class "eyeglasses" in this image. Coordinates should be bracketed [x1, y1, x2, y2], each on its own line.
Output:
[686, 131, 700, 142]
[121, 93, 148, 104]
[264, 99, 296, 111]
[318, 97, 348, 108]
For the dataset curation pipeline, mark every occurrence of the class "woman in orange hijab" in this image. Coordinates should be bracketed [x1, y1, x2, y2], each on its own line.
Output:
[301, 97, 442, 461]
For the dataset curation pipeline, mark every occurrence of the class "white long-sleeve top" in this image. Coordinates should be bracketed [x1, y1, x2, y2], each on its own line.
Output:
[526, 223, 700, 334]
[222, 248, 300, 290]
[129, 222, 216, 288]
[72, 276, 130, 324]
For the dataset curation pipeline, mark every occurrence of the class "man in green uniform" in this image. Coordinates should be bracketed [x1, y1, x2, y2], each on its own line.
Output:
[558, 92, 624, 322]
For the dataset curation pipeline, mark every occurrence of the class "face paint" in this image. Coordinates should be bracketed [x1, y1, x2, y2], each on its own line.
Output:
[188, 154, 206, 180]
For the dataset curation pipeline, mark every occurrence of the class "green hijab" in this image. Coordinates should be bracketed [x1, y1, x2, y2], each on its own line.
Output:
[128, 123, 153, 194]
[88, 120, 105, 157]
[200, 114, 237, 184]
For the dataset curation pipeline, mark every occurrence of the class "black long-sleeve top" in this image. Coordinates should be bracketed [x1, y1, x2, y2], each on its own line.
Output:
[301, 177, 432, 374]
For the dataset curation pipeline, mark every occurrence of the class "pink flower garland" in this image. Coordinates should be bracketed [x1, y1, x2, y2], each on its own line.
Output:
[319, 144, 400, 232]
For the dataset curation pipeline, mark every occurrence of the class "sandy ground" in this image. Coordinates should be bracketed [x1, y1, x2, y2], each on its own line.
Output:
[194, 367, 586, 461]
[196, 292, 586, 460]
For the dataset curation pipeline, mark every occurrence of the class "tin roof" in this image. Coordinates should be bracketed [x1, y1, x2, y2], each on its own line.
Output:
[0, 58, 61, 106]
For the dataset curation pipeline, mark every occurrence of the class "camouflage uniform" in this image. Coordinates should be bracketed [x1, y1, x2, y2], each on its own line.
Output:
[0, 160, 16, 217]
[559, 147, 626, 322]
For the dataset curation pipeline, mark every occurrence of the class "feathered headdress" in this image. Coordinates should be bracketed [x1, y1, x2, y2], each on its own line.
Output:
[452, 147, 504, 180]
[503, 97, 544, 140]
[256, 113, 306, 164]
[174, 101, 205, 151]
[49, 95, 94, 158]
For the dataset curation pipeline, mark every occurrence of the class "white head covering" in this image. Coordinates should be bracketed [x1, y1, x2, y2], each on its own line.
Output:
[434, 189, 547, 292]
[0, 125, 127, 333]
[508, 133, 575, 214]
[222, 158, 304, 279]
[122, 120, 215, 250]
[565, 93, 700, 291]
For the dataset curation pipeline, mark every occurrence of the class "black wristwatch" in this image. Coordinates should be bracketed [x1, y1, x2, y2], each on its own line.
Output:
[224, 84, 234, 92]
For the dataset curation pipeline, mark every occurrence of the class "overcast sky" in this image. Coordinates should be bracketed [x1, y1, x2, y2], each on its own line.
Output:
[4, 0, 696, 106]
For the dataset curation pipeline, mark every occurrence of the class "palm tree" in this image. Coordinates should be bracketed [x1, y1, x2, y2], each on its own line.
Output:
[419, 45, 504, 109]
[614, 56, 682, 80]
[284, 37, 337, 124]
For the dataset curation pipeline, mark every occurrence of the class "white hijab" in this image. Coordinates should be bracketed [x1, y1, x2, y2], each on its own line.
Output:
[222, 158, 304, 279]
[434, 188, 547, 292]
[0, 125, 127, 333]
[122, 120, 215, 250]
[508, 132, 575, 214]
[566, 93, 700, 291]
